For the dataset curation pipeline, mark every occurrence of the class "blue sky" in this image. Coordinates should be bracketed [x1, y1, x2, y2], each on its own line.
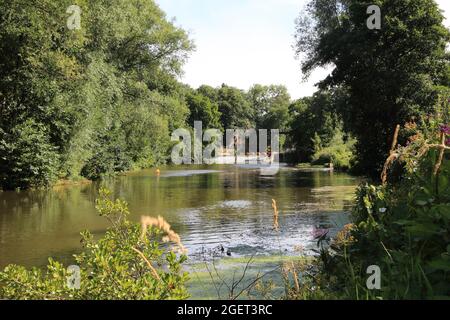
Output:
[157, 0, 450, 99]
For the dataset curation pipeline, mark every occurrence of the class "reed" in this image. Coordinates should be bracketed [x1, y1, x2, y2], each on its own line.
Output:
[382, 124, 450, 184]
[271, 199, 279, 231]
[381, 124, 400, 184]
[140, 215, 187, 254]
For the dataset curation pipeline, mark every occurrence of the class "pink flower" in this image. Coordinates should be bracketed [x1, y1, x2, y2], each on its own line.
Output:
[312, 227, 329, 239]
[440, 124, 450, 135]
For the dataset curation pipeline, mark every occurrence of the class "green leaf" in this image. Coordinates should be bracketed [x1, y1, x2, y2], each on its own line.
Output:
[428, 258, 450, 271]
[405, 223, 441, 237]
[416, 200, 428, 206]
[438, 174, 449, 192]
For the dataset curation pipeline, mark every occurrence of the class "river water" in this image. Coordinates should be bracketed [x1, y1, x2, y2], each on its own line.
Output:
[0, 164, 359, 298]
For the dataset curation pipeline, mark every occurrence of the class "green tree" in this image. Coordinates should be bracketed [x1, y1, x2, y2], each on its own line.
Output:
[197, 85, 219, 102]
[217, 84, 254, 129]
[248, 84, 291, 130]
[295, 0, 450, 178]
[186, 89, 222, 129]
[0, 119, 60, 189]
[288, 90, 342, 162]
[0, 0, 193, 189]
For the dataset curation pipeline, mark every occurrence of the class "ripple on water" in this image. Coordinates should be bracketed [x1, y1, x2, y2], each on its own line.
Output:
[0, 166, 359, 275]
[216, 200, 253, 209]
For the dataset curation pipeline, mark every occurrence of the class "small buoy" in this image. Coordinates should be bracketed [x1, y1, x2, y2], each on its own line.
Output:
[155, 169, 161, 176]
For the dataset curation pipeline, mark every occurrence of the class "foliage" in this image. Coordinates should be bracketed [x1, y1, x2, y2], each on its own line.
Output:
[0, 188, 189, 300]
[312, 127, 356, 170]
[288, 90, 345, 163]
[186, 89, 222, 129]
[286, 109, 450, 299]
[248, 84, 291, 130]
[217, 84, 255, 129]
[0, 119, 60, 189]
[295, 0, 450, 178]
[0, 0, 193, 189]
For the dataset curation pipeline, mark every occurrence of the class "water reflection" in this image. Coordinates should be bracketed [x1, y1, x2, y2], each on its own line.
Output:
[0, 165, 359, 269]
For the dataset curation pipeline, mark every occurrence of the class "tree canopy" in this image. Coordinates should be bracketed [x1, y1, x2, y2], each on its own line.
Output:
[0, 0, 193, 188]
[295, 0, 450, 177]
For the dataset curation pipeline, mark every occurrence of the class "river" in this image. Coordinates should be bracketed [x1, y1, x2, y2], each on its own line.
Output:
[0, 164, 360, 298]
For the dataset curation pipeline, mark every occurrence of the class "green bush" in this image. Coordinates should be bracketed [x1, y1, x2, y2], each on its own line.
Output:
[0, 189, 189, 300]
[311, 129, 356, 170]
[285, 109, 450, 300]
[322, 147, 449, 300]
[0, 119, 60, 189]
[80, 124, 133, 180]
[0, 0, 193, 190]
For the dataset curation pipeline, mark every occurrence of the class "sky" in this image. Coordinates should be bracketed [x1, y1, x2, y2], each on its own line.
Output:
[157, 0, 450, 99]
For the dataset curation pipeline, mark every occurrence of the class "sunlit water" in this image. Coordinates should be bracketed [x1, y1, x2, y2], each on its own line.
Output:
[0, 164, 359, 298]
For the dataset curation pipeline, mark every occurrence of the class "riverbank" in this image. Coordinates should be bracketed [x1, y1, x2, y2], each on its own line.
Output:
[0, 166, 358, 286]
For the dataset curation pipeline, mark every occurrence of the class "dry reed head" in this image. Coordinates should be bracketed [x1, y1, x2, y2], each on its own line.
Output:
[381, 124, 401, 184]
[381, 153, 399, 184]
[140, 215, 187, 254]
[433, 132, 446, 176]
[334, 223, 356, 246]
[281, 260, 305, 295]
[271, 199, 279, 231]
[382, 124, 449, 183]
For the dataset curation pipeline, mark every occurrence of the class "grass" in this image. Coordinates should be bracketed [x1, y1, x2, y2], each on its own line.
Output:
[186, 255, 311, 300]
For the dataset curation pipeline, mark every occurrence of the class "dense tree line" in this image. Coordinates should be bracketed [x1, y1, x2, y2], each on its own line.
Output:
[0, 0, 302, 190]
[295, 0, 450, 178]
[288, 88, 356, 169]
[1, 0, 448, 189]
[0, 0, 193, 189]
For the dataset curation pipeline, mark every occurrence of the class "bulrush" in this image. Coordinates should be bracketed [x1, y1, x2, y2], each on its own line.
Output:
[272, 199, 279, 231]
[140, 215, 187, 254]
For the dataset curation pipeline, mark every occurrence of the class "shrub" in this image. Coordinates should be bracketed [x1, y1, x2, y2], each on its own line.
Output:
[311, 129, 356, 170]
[0, 189, 189, 300]
[80, 126, 133, 180]
[285, 108, 449, 299]
[0, 119, 60, 190]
